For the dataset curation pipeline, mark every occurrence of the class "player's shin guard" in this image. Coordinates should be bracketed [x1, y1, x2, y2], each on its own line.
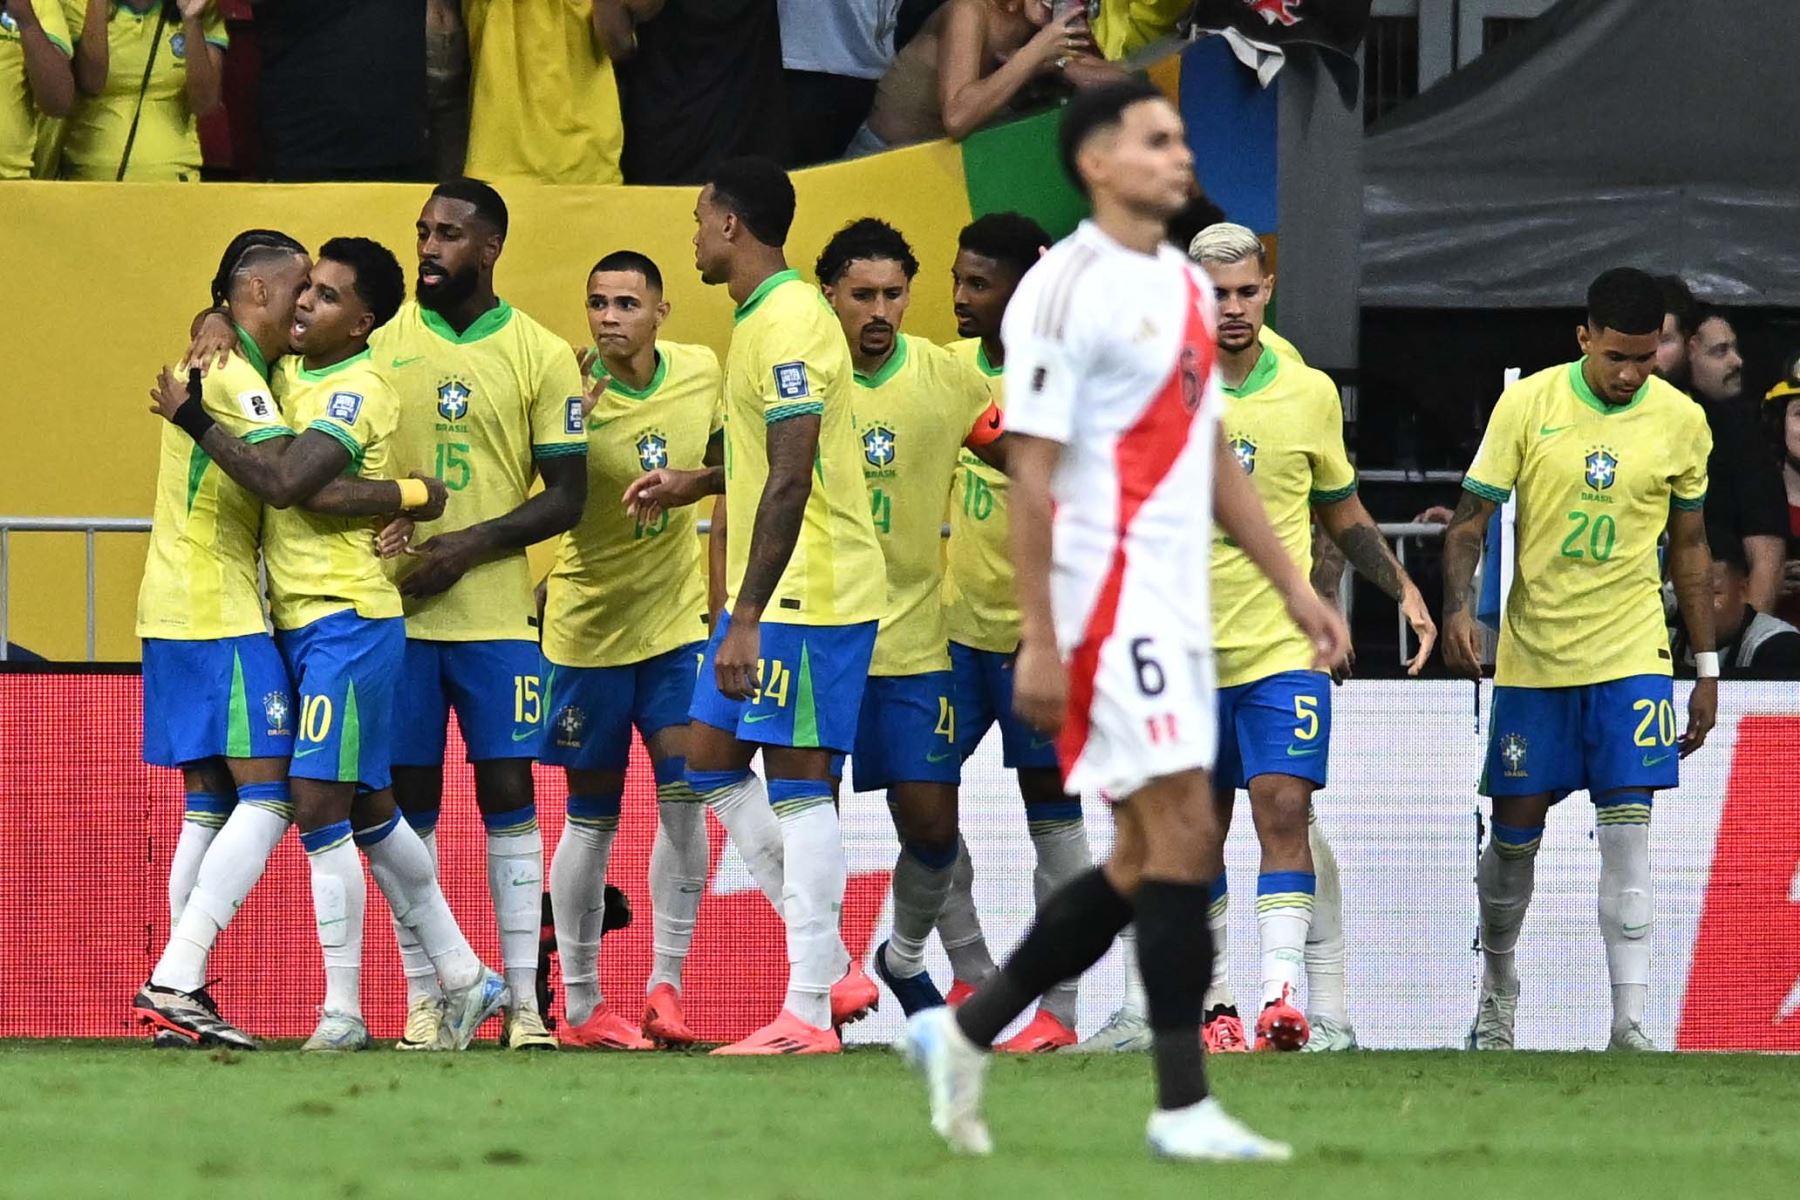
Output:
[169, 791, 233, 925]
[548, 792, 621, 1025]
[1204, 876, 1233, 1012]
[935, 835, 996, 986]
[691, 768, 784, 907]
[484, 803, 544, 1012]
[888, 840, 957, 977]
[770, 780, 845, 1029]
[650, 760, 708, 993]
[1304, 810, 1348, 1024]
[358, 811, 481, 992]
[1255, 871, 1315, 1007]
[1595, 795, 1653, 1029]
[393, 809, 444, 1004]
[1478, 821, 1542, 992]
[152, 783, 291, 992]
[957, 867, 1132, 1048]
[1136, 880, 1214, 1111]
[302, 822, 365, 1019]
[1025, 797, 1091, 1025]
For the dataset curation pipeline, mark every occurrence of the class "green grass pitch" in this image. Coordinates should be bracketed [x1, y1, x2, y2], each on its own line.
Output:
[5, 1043, 1796, 1198]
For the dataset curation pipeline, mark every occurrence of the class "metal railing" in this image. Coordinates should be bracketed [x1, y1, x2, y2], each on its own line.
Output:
[1, 515, 1447, 665]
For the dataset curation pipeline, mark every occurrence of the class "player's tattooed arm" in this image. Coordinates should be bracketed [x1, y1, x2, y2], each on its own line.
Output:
[1310, 520, 1346, 603]
[401, 454, 587, 599]
[1666, 507, 1717, 756]
[733, 414, 816, 618]
[1315, 493, 1437, 675]
[1438, 488, 1496, 679]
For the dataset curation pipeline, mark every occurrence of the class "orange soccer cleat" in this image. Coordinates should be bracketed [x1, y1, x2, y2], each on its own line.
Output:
[1254, 985, 1311, 1052]
[642, 983, 700, 1049]
[1203, 1008, 1250, 1053]
[995, 1009, 1077, 1053]
[945, 979, 979, 1008]
[830, 960, 880, 1028]
[558, 1005, 654, 1051]
[711, 1010, 842, 1056]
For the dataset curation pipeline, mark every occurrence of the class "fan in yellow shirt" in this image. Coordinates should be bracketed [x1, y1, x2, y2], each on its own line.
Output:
[815, 218, 1005, 1020]
[462, 0, 624, 184]
[539, 250, 721, 1051]
[0, 0, 73, 178]
[62, 0, 225, 180]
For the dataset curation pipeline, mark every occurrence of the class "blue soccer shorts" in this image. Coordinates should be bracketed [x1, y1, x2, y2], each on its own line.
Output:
[392, 637, 547, 765]
[142, 633, 295, 767]
[852, 671, 960, 793]
[540, 641, 705, 772]
[1213, 669, 1332, 792]
[1481, 674, 1679, 800]
[275, 610, 405, 791]
[949, 641, 1059, 770]
[688, 611, 876, 753]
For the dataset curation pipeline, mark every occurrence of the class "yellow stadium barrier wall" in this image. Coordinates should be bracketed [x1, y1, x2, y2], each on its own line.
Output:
[0, 141, 973, 661]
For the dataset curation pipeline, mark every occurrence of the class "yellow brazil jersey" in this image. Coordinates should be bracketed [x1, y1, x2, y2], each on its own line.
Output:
[263, 351, 405, 633]
[1263, 325, 1302, 363]
[853, 335, 994, 676]
[136, 328, 289, 640]
[543, 341, 721, 668]
[374, 299, 587, 642]
[942, 338, 1018, 653]
[61, 2, 226, 181]
[722, 270, 884, 626]
[0, 2, 72, 179]
[463, 0, 622, 185]
[1464, 360, 1710, 689]
[1212, 345, 1358, 688]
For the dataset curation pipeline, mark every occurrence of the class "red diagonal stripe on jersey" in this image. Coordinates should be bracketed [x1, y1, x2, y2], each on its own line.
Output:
[1058, 273, 1215, 781]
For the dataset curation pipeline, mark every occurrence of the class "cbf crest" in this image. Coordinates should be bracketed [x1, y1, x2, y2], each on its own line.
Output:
[1583, 446, 1619, 491]
[553, 705, 586, 749]
[263, 692, 292, 737]
[1228, 434, 1257, 475]
[863, 424, 897, 469]
[636, 431, 669, 471]
[437, 380, 472, 422]
[1499, 732, 1528, 778]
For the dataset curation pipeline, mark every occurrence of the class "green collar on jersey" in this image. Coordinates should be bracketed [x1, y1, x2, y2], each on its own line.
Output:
[854, 334, 910, 389]
[974, 342, 1002, 377]
[234, 324, 272, 381]
[1222, 344, 1278, 398]
[1571, 358, 1650, 415]
[420, 300, 514, 345]
[734, 269, 801, 324]
[600, 348, 666, 400]
[296, 346, 372, 383]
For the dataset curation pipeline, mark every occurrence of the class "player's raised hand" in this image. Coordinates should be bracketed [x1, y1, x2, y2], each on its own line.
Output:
[1680, 676, 1717, 758]
[575, 347, 610, 419]
[1441, 610, 1484, 680]
[400, 529, 480, 598]
[1012, 636, 1067, 736]
[1398, 580, 1438, 676]
[404, 472, 449, 522]
[181, 310, 238, 374]
[147, 366, 197, 422]
[714, 613, 761, 701]
[375, 516, 415, 559]
[1285, 589, 1352, 675]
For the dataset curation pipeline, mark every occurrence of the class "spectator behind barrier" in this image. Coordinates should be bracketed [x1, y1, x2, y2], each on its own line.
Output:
[1764, 354, 1800, 628]
[1686, 308, 1787, 615]
[1653, 273, 1695, 389]
[1670, 539, 1800, 680]
[846, 0, 1119, 157]
[780, 0, 900, 167]
[59, 0, 225, 180]
[1, 0, 75, 179]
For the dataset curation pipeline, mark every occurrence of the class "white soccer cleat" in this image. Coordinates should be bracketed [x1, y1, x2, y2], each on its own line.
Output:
[1145, 1097, 1293, 1163]
[1466, 984, 1519, 1050]
[1300, 1016, 1359, 1052]
[1073, 1006, 1153, 1053]
[302, 1010, 371, 1052]
[901, 1007, 993, 1156]
[396, 996, 447, 1051]
[439, 968, 511, 1050]
[1607, 1021, 1659, 1052]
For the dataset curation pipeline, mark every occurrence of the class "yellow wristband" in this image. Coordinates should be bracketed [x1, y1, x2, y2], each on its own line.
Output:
[396, 478, 430, 510]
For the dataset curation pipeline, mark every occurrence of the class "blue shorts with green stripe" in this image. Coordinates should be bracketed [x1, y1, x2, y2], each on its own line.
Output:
[275, 610, 405, 791]
[540, 641, 706, 771]
[142, 634, 295, 767]
[1481, 674, 1678, 801]
[688, 610, 876, 753]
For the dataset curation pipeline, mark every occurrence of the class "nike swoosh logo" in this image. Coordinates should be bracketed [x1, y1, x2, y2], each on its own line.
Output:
[391, 355, 425, 368]
[927, 749, 956, 763]
[1641, 753, 1673, 767]
[292, 745, 326, 759]
[1028, 736, 1055, 750]
[589, 416, 617, 429]
[512, 727, 540, 742]
[744, 711, 780, 724]
[1285, 744, 1323, 757]
[678, 884, 702, 894]
[510, 878, 537, 887]
[1538, 423, 1575, 436]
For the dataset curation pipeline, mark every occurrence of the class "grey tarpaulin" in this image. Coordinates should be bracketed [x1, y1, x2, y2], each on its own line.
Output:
[1360, 0, 1800, 308]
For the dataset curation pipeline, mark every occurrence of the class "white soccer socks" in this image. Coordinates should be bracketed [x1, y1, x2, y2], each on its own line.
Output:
[548, 792, 620, 1026]
[690, 768, 784, 907]
[151, 784, 292, 992]
[484, 804, 544, 1012]
[1595, 797, 1654, 1030]
[771, 780, 846, 1029]
[1477, 821, 1542, 993]
[1025, 798, 1091, 1025]
[1303, 811, 1348, 1024]
[1203, 876, 1233, 1013]
[649, 760, 709, 994]
[392, 812, 445, 1005]
[168, 790, 232, 925]
[301, 821, 366, 1019]
[356, 810, 482, 993]
[1255, 871, 1314, 1007]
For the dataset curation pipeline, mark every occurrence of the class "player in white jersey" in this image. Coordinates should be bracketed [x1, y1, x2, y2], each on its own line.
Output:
[902, 81, 1347, 1163]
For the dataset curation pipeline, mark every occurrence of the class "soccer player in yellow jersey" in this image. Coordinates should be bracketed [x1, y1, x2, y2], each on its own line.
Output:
[0, 0, 73, 179]
[814, 218, 1006, 1017]
[625, 158, 886, 1054]
[935, 212, 1096, 1051]
[1443, 268, 1716, 1052]
[61, 0, 224, 180]
[139, 234, 506, 1053]
[540, 250, 720, 1051]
